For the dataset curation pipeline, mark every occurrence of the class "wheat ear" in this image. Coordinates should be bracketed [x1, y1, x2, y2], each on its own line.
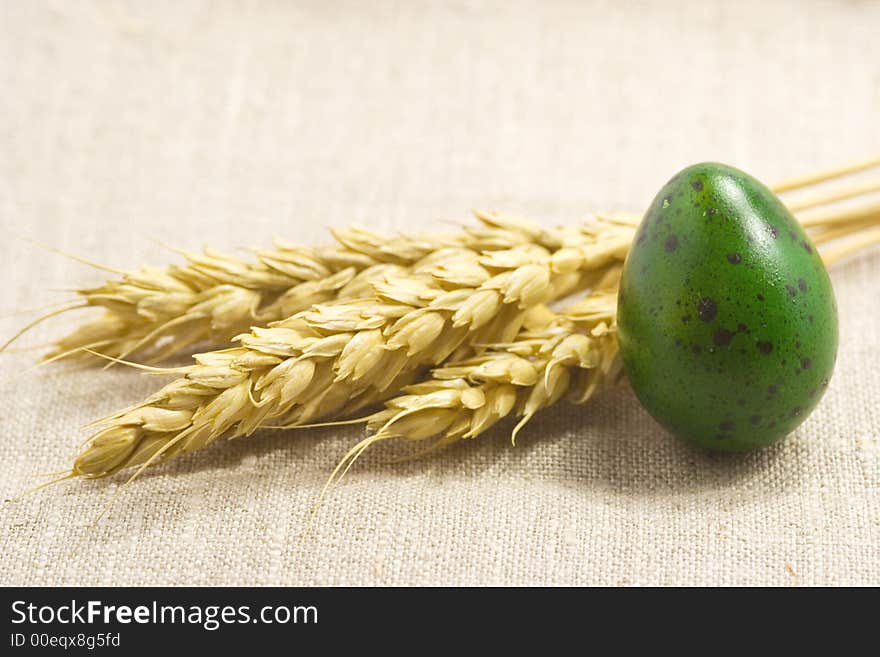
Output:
[363, 271, 621, 453]
[11, 216, 584, 364]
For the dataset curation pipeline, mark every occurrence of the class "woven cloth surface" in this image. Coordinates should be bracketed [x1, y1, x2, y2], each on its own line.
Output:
[1, 0, 878, 586]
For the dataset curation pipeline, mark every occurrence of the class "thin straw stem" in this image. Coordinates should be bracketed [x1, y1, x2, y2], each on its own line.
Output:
[772, 155, 880, 193]
[820, 227, 880, 267]
[785, 178, 880, 212]
[797, 199, 880, 228]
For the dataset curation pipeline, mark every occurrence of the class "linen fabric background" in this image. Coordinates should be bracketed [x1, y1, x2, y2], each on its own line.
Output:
[1, 0, 878, 587]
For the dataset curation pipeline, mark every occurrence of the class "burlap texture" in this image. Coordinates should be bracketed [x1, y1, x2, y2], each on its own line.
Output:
[1, 1, 878, 586]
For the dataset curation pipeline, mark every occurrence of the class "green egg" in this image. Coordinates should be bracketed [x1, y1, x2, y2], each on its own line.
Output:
[617, 162, 838, 452]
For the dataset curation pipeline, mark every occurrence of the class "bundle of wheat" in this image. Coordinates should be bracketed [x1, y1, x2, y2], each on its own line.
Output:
[55, 158, 880, 486]
[5, 157, 880, 497]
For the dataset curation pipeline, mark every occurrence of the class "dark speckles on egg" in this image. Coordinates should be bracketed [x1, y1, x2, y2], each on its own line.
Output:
[727, 253, 742, 264]
[713, 329, 733, 347]
[802, 241, 813, 254]
[801, 357, 812, 370]
[665, 235, 679, 252]
[798, 278, 808, 292]
[691, 344, 702, 355]
[691, 180, 704, 191]
[756, 341, 773, 355]
[750, 414, 762, 425]
[757, 293, 765, 301]
[697, 298, 717, 322]
[785, 284, 797, 298]
[719, 420, 735, 432]
[767, 385, 777, 396]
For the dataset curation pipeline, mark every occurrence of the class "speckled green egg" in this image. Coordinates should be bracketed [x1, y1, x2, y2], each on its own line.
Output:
[617, 162, 838, 452]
